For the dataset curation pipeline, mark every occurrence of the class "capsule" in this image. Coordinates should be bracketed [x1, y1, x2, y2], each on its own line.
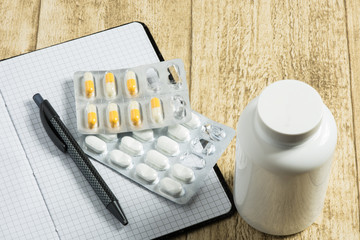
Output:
[86, 104, 98, 129]
[85, 136, 106, 153]
[110, 150, 132, 168]
[133, 129, 154, 142]
[126, 71, 138, 96]
[107, 103, 120, 128]
[145, 150, 169, 170]
[136, 163, 157, 183]
[150, 97, 163, 123]
[159, 177, 184, 197]
[172, 163, 195, 183]
[120, 136, 143, 156]
[84, 72, 95, 98]
[98, 134, 118, 142]
[105, 72, 116, 98]
[156, 136, 180, 156]
[168, 124, 190, 142]
[183, 112, 201, 129]
[129, 101, 141, 126]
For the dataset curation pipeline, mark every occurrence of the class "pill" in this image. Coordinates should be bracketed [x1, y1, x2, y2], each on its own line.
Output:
[126, 71, 138, 96]
[120, 136, 143, 156]
[172, 163, 195, 183]
[159, 177, 184, 197]
[150, 97, 164, 123]
[156, 136, 179, 156]
[145, 150, 169, 170]
[85, 136, 106, 154]
[105, 72, 116, 98]
[109, 150, 132, 168]
[86, 104, 98, 129]
[84, 72, 95, 98]
[133, 129, 154, 142]
[107, 103, 120, 128]
[129, 101, 142, 126]
[183, 112, 201, 129]
[136, 163, 157, 183]
[98, 134, 118, 142]
[168, 124, 190, 142]
[168, 65, 182, 85]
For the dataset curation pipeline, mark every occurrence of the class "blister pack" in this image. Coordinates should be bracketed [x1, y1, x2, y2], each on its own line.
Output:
[73, 59, 191, 134]
[80, 111, 235, 204]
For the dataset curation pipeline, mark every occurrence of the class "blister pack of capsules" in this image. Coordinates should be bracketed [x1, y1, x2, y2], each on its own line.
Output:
[73, 59, 191, 134]
[80, 111, 235, 204]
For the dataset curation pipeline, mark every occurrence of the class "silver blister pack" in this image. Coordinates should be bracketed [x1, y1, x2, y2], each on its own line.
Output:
[73, 59, 191, 134]
[79, 111, 235, 204]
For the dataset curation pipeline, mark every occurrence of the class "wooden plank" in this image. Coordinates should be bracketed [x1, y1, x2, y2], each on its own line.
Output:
[2, 0, 358, 238]
[103, 1, 192, 74]
[36, 1, 107, 49]
[36, 0, 192, 84]
[0, 0, 40, 59]
[345, 0, 360, 235]
[190, 0, 359, 239]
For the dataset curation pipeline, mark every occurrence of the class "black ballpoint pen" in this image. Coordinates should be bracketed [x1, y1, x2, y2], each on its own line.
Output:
[33, 93, 128, 225]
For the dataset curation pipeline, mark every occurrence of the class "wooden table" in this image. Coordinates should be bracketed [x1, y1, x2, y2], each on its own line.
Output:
[1, 1, 359, 239]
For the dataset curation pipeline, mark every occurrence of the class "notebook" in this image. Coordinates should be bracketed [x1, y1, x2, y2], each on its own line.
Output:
[0, 22, 234, 239]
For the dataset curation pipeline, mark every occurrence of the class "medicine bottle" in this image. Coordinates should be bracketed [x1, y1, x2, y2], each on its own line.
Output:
[234, 80, 337, 235]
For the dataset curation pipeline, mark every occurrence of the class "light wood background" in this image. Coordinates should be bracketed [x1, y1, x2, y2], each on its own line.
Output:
[1, 0, 359, 239]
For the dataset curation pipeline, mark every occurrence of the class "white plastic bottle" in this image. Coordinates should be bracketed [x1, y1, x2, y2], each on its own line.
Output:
[234, 80, 337, 235]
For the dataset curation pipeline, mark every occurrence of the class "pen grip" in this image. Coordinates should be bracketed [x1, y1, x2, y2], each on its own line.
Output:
[49, 116, 116, 206]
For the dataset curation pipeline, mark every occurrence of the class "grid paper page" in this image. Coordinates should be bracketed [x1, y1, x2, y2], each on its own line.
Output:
[0, 95, 59, 239]
[0, 22, 232, 239]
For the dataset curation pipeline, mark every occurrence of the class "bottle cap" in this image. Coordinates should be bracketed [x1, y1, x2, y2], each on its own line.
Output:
[257, 80, 324, 144]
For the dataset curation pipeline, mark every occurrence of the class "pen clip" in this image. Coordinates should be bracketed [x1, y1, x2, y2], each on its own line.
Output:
[40, 103, 67, 153]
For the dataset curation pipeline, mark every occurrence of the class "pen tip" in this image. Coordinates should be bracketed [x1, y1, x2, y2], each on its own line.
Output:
[123, 219, 129, 226]
[107, 201, 128, 226]
[33, 93, 44, 107]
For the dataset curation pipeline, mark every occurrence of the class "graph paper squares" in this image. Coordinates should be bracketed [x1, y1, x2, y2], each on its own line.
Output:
[0, 22, 232, 240]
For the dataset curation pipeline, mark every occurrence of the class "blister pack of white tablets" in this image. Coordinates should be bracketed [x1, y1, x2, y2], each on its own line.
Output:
[80, 111, 235, 204]
[73, 59, 191, 134]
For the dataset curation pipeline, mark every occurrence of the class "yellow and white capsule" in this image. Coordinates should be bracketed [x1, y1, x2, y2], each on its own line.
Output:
[126, 71, 138, 96]
[84, 72, 95, 98]
[129, 101, 141, 126]
[86, 104, 98, 129]
[107, 103, 120, 128]
[150, 97, 163, 123]
[105, 72, 116, 98]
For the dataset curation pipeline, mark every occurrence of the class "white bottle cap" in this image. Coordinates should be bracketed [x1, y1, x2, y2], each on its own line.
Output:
[257, 80, 324, 144]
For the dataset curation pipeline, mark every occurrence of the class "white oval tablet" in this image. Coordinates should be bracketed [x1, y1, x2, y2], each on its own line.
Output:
[133, 129, 154, 142]
[168, 124, 190, 142]
[98, 134, 118, 142]
[172, 163, 195, 183]
[183, 112, 201, 129]
[120, 136, 143, 156]
[85, 136, 107, 154]
[109, 150, 132, 168]
[156, 136, 180, 156]
[159, 177, 184, 197]
[145, 150, 169, 170]
[136, 163, 157, 183]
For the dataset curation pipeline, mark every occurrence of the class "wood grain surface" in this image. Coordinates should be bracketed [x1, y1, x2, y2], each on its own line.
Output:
[0, 0, 359, 239]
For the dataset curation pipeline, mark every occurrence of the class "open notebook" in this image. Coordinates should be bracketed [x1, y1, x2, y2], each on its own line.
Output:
[0, 22, 234, 239]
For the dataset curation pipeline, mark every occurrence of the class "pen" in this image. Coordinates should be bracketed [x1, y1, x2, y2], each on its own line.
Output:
[33, 93, 128, 225]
